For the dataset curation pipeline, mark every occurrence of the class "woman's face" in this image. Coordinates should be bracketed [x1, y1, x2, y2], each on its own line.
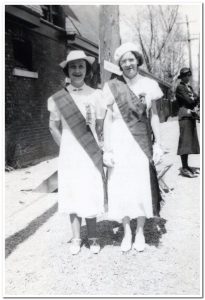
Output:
[182, 74, 191, 84]
[68, 59, 87, 87]
[119, 51, 138, 79]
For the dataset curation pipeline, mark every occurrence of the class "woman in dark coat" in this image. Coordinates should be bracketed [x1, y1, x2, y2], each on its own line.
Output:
[176, 67, 200, 178]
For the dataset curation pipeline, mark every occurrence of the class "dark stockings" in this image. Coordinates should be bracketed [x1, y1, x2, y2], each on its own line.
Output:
[69, 215, 98, 239]
[85, 217, 97, 239]
[181, 154, 188, 169]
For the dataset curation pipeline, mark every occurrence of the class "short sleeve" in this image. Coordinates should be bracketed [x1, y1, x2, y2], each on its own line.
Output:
[94, 89, 107, 119]
[150, 80, 163, 101]
[146, 80, 164, 110]
[47, 96, 61, 121]
[102, 83, 115, 106]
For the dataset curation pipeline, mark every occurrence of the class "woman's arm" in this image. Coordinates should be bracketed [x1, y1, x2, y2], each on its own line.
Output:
[150, 100, 163, 164]
[176, 84, 196, 108]
[103, 107, 113, 153]
[150, 100, 161, 145]
[49, 119, 62, 147]
[47, 96, 62, 146]
[103, 107, 115, 167]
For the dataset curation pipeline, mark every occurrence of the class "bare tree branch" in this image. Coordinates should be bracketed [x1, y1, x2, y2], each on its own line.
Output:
[148, 6, 154, 58]
[137, 27, 152, 72]
[128, 5, 184, 82]
[159, 5, 168, 31]
[156, 6, 179, 59]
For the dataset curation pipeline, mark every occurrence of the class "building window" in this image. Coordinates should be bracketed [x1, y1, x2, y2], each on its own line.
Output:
[12, 38, 33, 71]
[41, 5, 62, 27]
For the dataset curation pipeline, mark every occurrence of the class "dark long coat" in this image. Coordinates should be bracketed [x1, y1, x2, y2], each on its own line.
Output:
[175, 81, 199, 155]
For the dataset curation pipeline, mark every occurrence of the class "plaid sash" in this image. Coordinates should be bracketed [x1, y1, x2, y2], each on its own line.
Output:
[52, 88, 104, 175]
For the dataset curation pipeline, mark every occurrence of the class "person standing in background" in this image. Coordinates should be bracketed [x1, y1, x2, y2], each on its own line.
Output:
[175, 67, 200, 178]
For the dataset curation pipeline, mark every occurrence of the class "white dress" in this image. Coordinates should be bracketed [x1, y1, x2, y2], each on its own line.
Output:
[47, 84, 105, 218]
[102, 74, 163, 221]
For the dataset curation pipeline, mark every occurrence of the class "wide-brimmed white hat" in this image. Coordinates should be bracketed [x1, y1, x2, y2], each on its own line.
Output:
[114, 42, 143, 66]
[59, 50, 95, 69]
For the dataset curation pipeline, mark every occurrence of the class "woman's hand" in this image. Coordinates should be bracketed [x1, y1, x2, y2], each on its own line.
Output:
[103, 151, 115, 168]
[153, 143, 163, 165]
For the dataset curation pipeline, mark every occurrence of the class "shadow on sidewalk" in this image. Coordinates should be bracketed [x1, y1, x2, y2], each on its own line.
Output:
[81, 218, 167, 249]
[5, 203, 58, 258]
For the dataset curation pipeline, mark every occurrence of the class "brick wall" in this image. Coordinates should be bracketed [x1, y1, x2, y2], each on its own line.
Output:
[5, 16, 66, 167]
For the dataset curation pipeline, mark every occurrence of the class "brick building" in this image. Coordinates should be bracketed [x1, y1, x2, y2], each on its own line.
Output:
[5, 5, 99, 168]
[5, 5, 174, 168]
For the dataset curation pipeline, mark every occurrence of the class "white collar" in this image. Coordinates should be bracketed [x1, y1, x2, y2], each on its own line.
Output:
[67, 83, 86, 92]
[123, 73, 141, 85]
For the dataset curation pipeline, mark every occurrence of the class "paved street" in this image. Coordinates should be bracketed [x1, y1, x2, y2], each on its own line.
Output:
[4, 119, 201, 296]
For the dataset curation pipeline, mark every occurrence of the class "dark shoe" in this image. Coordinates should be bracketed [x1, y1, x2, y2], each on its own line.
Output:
[180, 168, 198, 178]
[88, 238, 100, 254]
[188, 167, 200, 174]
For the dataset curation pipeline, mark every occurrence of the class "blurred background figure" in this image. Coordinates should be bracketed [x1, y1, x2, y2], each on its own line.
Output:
[175, 67, 200, 178]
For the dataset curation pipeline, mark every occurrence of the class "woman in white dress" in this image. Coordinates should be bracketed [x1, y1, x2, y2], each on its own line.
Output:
[101, 43, 164, 253]
[47, 50, 105, 255]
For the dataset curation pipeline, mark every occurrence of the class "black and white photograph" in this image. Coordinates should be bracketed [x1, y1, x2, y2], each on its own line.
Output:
[4, 2, 202, 297]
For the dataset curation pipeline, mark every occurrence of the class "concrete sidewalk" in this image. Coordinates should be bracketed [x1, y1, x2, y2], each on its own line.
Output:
[5, 119, 200, 239]
[4, 119, 201, 296]
[5, 158, 59, 238]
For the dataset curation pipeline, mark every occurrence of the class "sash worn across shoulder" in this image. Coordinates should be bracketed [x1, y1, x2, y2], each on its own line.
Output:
[108, 77, 161, 216]
[108, 77, 153, 161]
[52, 88, 104, 175]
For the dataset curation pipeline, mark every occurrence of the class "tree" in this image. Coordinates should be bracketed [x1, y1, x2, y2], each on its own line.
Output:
[120, 5, 187, 83]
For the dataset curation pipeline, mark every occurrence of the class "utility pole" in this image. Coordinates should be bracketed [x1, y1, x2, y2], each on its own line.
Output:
[99, 5, 121, 86]
[177, 17, 199, 89]
[186, 15, 193, 85]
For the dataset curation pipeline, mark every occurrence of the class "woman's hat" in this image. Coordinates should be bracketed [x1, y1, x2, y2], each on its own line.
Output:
[59, 50, 95, 69]
[114, 42, 143, 66]
[177, 67, 192, 79]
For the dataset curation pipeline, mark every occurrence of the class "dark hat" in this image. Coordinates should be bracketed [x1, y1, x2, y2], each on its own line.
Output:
[177, 67, 192, 79]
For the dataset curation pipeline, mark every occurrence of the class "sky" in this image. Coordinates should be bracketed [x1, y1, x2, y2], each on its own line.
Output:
[1, 2, 202, 88]
[119, 4, 201, 89]
[178, 5, 201, 85]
